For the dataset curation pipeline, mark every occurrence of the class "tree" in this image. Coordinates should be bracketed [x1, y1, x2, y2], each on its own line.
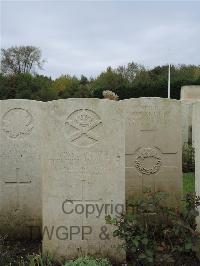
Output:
[116, 62, 145, 84]
[52, 75, 91, 98]
[0, 73, 58, 101]
[52, 75, 79, 94]
[1, 46, 45, 75]
[91, 67, 128, 99]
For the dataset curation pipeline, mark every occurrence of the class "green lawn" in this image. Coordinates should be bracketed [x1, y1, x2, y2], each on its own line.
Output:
[183, 172, 195, 194]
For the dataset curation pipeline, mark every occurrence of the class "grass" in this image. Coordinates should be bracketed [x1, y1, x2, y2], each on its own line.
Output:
[183, 172, 195, 194]
[0, 239, 41, 265]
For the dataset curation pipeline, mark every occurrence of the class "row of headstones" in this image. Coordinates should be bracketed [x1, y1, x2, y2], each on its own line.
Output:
[0, 97, 187, 262]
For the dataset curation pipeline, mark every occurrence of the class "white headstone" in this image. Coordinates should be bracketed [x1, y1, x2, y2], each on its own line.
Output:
[181, 100, 193, 145]
[123, 98, 182, 206]
[180, 86, 200, 146]
[181, 86, 200, 100]
[0, 100, 43, 239]
[42, 99, 125, 262]
[193, 102, 200, 230]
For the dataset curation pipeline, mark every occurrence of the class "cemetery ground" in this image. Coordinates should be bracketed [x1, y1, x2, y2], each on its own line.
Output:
[0, 172, 199, 266]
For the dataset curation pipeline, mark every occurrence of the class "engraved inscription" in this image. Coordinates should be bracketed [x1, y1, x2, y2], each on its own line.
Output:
[65, 109, 102, 147]
[2, 108, 33, 139]
[48, 151, 113, 175]
[135, 147, 161, 175]
[0, 142, 41, 159]
[131, 106, 170, 129]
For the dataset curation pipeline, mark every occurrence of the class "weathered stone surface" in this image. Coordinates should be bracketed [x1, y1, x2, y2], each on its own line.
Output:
[0, 100, 44, 239]
[181, 85, 200, 100]
[0, 97, 184, 254]
[193, 102, 200, 230]
[42, 99, 125, 262]
[123, 98, 182, 206]
[180, 86, 200, 146]
[181, 100, 193, 145]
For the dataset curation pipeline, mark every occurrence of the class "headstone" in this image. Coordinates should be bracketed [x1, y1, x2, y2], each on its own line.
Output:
[180, 86, 200, 146]
[123, 98, 182, 206]
[42, 99, 125, 262]
[193, 102, 200, 230]
[181, 100, 193, 145]
[0, 100, 43, 239]
[181, 85, 200, 100]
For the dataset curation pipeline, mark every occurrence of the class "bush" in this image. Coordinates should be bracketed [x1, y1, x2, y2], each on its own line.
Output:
[23, 253, 55, 266]
[64, 256, 111, 266]
[183, 143, 195, 173]
[18, 255, 111, 266]
[106, 191, 200, 265]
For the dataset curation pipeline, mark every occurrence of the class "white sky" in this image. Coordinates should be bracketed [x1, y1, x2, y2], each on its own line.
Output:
[1, 0, 200, 78]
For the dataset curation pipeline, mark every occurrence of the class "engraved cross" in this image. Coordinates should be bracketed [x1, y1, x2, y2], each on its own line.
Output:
[73, 179, 102, 203]
[4, 168, 31, 211]
[65, 179, 102, 224]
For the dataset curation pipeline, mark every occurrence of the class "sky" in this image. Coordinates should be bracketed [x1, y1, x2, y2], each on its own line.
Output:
[1, 0, 200, 79]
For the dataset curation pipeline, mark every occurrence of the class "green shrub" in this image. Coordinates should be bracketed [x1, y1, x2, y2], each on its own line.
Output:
[18, 253, 55, 266]
[106, 191, 200, 265]
[183, 172, 195, 194]
[18, 255, 111, 266]
[182, 143, 195, 173]
[22, 253, 55, 266]
[64, 256, 111, 266]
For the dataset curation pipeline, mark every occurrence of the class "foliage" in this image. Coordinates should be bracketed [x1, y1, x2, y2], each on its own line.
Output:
[183, 172, 195, 194]
[182, 143, 195, 173]
[0, 238, 42, 266]
[106, 191, 200, 265]
[0, 235, 10, 266]
[53, 75, 79, 93]
[19, 253, 56, 266]
[18, 255, 111, 266]
[91, 67, 129, 99]
[1, 46, 45, 75]
[116, 62, 146, 84]
[0, 73, 58, 101]
[91, 63, 200, 100]
[52, 75, 91, 99]
[64, 256, 111, 266]
[0, 47, 200, 101]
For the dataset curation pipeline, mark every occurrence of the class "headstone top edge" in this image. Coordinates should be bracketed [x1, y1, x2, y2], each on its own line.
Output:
[121, 97, 180, 104]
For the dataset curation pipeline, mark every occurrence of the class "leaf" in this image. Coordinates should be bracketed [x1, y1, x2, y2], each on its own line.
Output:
[132, 239, 139, 247]
[146, 249, 154, 256]
[185, 242, 192, 250]
[113, 230, 119, 237]
[142, 238, 148, 245]
[147, 257, 154, 263]
[138, 253, 146, 259]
